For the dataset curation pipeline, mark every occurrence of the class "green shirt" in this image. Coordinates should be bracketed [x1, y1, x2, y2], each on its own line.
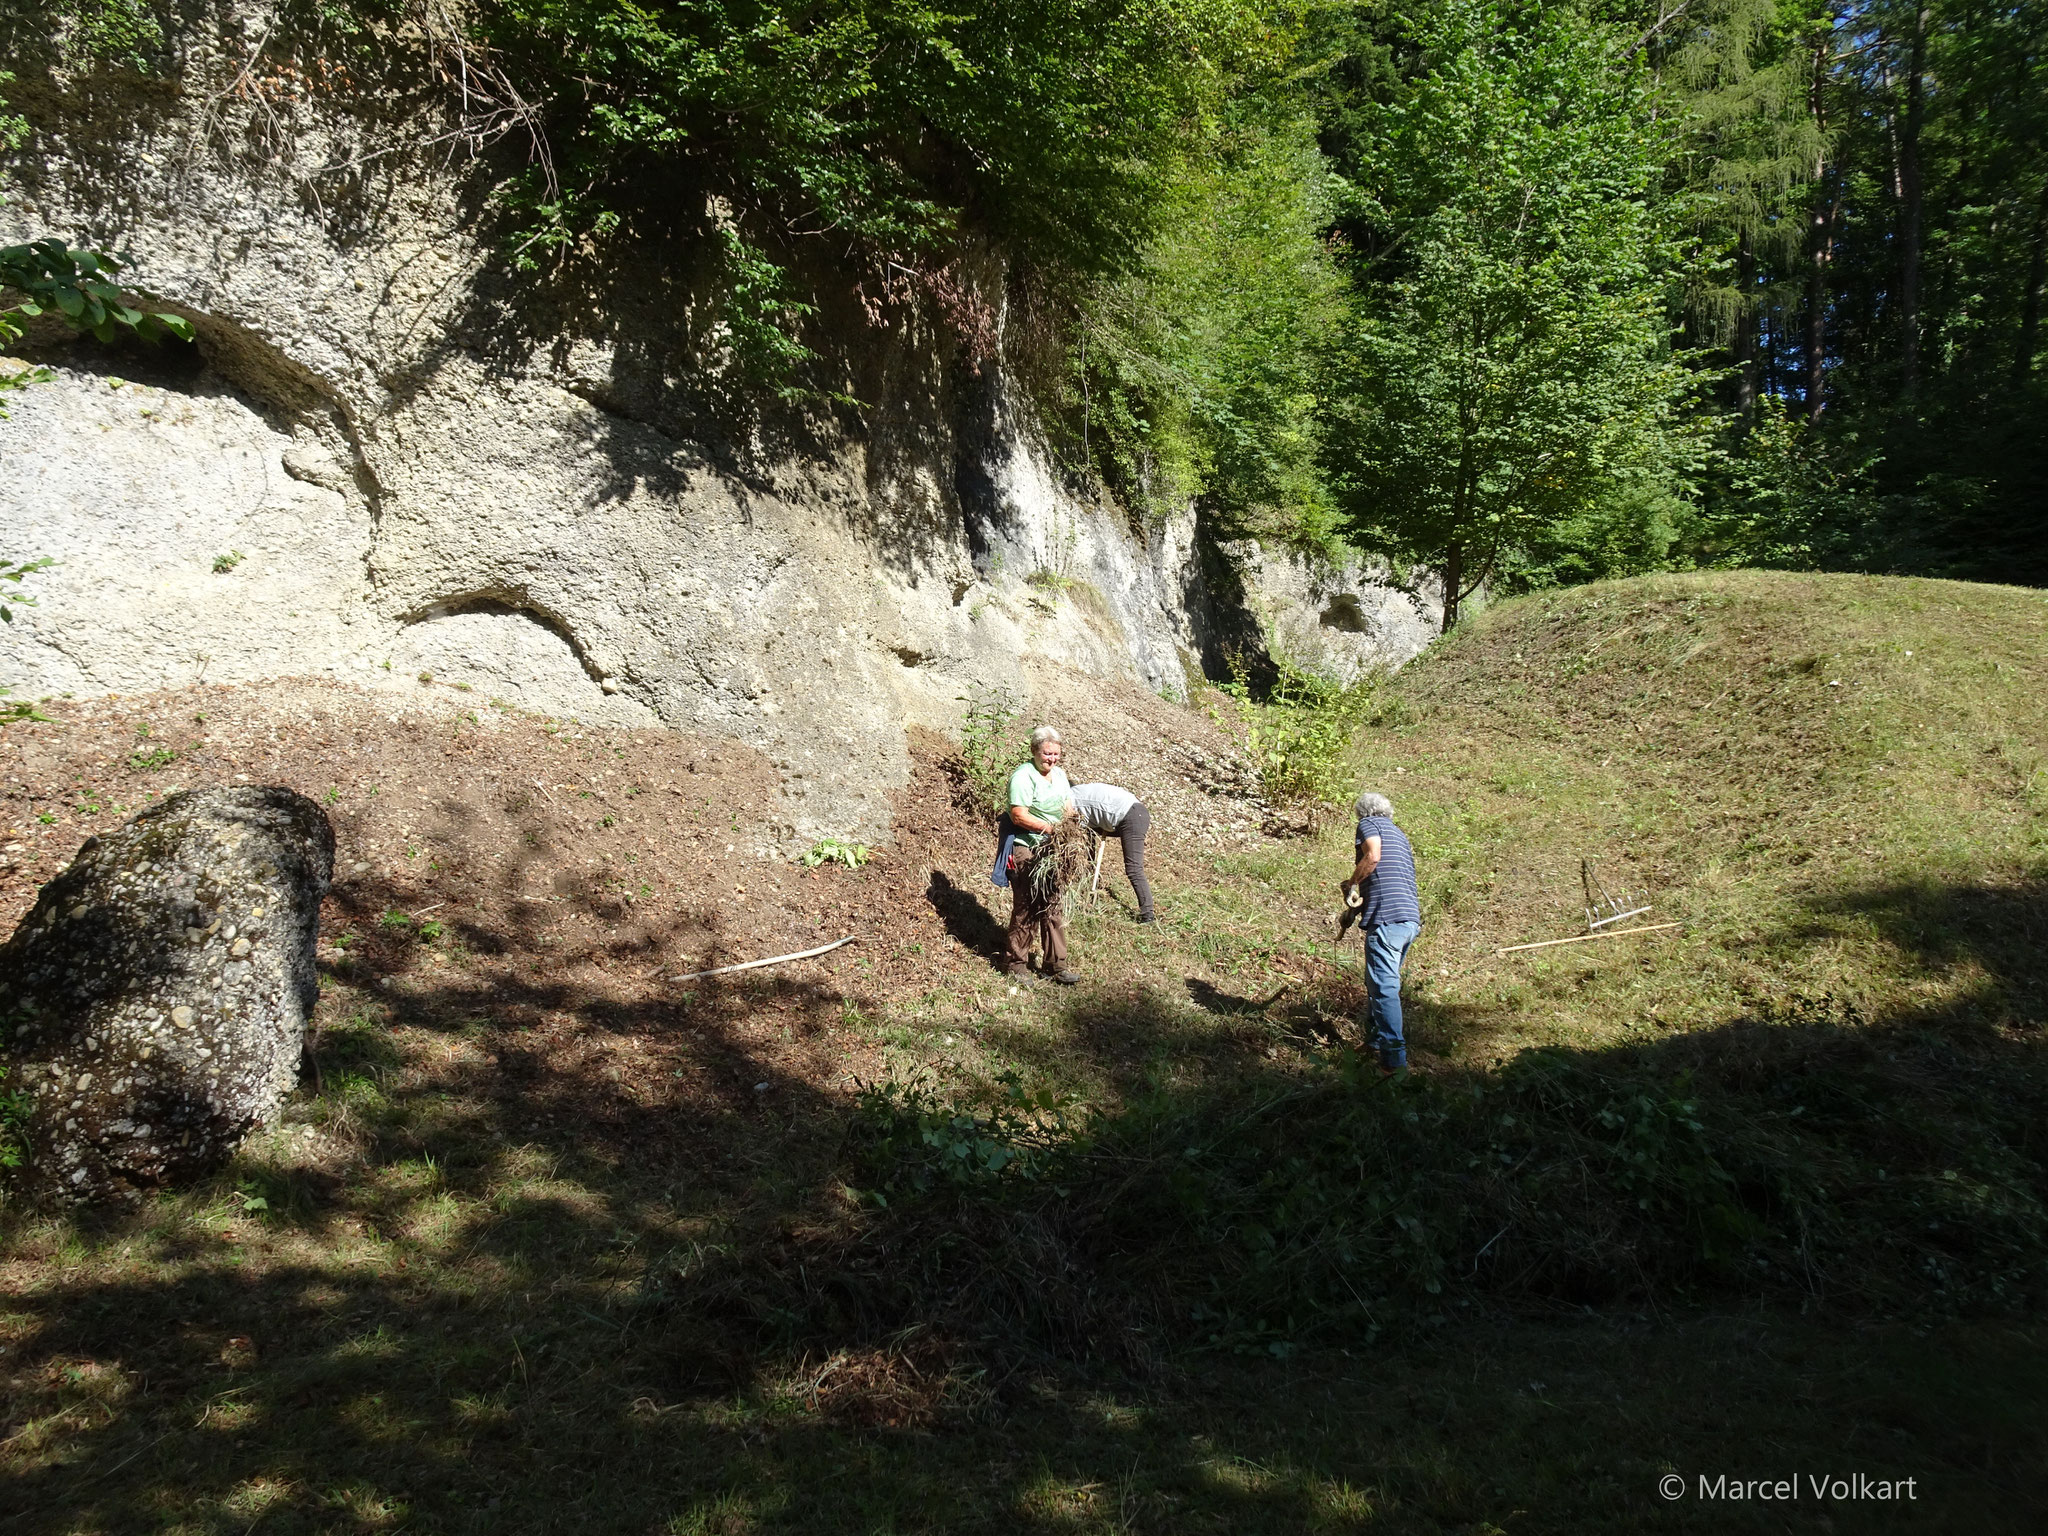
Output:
[1007, 762, 1073, 848]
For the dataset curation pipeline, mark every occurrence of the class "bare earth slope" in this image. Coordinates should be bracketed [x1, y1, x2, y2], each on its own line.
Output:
[1, 667, 1272, 1160]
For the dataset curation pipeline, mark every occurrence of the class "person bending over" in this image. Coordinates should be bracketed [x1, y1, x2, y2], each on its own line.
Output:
[1340, 790, 1422, 1074]
[1071, 780, 1155, 923]
[1006, 725, 1079, 984]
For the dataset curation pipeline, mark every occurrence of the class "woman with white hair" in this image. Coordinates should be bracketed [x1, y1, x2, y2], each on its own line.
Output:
[1341, 789, 1423, 1074]
[1004, 725, 1080, 984]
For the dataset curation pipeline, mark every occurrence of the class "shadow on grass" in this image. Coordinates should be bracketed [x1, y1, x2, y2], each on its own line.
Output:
[1798, 875, 2047, 1027]
[5, 876, 2048, 1531]
[925, 869, 1009, 970]
[1184, 977, 1289, 1016]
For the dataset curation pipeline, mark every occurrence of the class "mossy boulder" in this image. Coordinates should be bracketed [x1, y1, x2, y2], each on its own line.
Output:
[0, 787, 333, 1206]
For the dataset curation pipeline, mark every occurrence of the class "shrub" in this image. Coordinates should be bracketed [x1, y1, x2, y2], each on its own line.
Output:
[1217, 651, 1379, 810]
[848, 1072, 1084, 1202]
[958, 686, 1028, 815]
[833, 1027, 2048, 1354]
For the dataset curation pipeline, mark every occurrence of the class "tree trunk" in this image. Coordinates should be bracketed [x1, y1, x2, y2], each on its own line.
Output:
[1805, 31, 1833, 421]
[2017, 180, 2048, 382]
[1898, 6, 1928, 400]
[1734, 231, 1758, 420]
[1441, 541, 1464, 634]
[1805, 208, 1833, 419]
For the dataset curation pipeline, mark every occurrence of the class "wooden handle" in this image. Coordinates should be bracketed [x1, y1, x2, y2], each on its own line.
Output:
[1494, 922, 1681, 956]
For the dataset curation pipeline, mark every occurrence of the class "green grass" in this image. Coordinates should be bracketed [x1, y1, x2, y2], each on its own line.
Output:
[3, 571, 2046, 1531]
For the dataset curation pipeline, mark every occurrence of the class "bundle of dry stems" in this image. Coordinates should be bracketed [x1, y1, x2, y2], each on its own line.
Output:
[1028, 820, 1094, 915]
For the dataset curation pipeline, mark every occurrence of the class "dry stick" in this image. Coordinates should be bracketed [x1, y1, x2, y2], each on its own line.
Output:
[669, 935, 856, 983]
[1494, 922, 1682, 957]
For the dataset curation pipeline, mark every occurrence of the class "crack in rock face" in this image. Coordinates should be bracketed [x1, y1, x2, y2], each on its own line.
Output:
[0, 787, 334, 1207]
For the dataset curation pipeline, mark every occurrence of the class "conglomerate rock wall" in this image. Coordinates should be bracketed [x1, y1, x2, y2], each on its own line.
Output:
[0, 3, 1435, 848]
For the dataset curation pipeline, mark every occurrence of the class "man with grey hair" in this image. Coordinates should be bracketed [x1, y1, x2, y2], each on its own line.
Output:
[1341, 790, 1423, 1074]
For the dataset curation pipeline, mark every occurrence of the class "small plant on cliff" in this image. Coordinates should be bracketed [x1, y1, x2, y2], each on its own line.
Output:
[43, 0, 166, 72]
[802, 838, 870, 870]
[959, 686, 1028, 815]
[0, 1066, 29, 1171]
[0, 556, 50, 624]
[0, 240, 192, 351]
[1, 558, 53, 722]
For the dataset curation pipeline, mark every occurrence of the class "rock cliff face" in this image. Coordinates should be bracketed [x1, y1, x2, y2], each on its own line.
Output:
[1228, 542, 1443, 685]
[0, 4, 1435, 845]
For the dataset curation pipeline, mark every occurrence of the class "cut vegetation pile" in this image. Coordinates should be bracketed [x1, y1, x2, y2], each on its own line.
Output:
[2, 571, 2045, 1532]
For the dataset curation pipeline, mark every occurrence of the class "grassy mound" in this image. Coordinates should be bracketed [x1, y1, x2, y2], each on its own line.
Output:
[831, 572, 2048, 1343]
[1381, 569, 2045, 1039]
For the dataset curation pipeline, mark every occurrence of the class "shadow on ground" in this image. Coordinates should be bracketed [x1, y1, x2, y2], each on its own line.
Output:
[4, 877, 2048, 1532]
[1799, 876, 2048, 1028]
[926, 870, 1009, 969]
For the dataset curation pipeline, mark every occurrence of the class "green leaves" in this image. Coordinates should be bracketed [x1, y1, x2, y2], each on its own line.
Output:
[849, 1070, 1085, 1199]
[467, 0, 1285, 389]
[0, 557, 53, 625]
[801, 837, 871, 869]
[1324, 0, 1708, 619]
[1074, 111, 1347, 544]
[0, 239, 195, 357]
[958, 685, 1027, 813]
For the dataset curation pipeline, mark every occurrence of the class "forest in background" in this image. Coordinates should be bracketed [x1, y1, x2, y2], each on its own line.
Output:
[1082, 0, 2048, 611]
[12, 0, 2048, 615]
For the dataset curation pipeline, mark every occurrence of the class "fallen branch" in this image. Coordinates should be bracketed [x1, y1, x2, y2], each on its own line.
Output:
[1495, 922, 1682, 956]
[669, 935, 856, 983]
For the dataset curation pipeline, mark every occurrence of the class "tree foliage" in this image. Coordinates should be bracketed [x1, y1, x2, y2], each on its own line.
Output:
[458, 0, 1290, 381]
[1067, 111, 1347, 544]
[1323, 0, 1706, 627]
[1669, 0, 2048, 581]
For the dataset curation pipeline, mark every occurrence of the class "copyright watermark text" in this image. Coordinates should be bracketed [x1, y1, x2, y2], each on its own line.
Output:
[1660, 1473, 1918, 1502]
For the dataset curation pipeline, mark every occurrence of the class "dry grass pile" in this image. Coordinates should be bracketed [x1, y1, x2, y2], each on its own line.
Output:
[1027, 819, 1093, 915]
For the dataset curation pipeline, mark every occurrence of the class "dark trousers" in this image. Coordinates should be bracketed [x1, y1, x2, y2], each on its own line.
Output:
[1006, 846, 1068, 974]
[1112, 802, 1154, 919]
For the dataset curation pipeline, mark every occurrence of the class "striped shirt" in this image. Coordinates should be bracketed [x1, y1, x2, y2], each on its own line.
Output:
[1354, 815, 1422, 929]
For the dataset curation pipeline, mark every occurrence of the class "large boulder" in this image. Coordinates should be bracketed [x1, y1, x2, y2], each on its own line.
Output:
[0, 787, 334, 1207]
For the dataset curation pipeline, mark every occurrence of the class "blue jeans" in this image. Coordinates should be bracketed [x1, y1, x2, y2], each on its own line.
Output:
[1363, 920, 1421, 1071]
